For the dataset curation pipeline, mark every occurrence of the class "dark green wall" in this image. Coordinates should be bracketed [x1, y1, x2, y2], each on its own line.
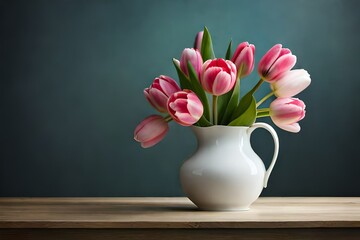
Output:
[1, 0, 359, 196]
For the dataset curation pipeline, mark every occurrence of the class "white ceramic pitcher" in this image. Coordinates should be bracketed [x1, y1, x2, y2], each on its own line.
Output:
[180, 123, 279, 211]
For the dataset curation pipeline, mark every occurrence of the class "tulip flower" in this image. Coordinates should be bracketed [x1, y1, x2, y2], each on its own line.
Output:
[180, 48, 203, 77]
[231, 42, 255, 78]
[258, 44, 297, 82]
[134, 115, 169, 148]
[271, 69, 311, 98]
[167, 90, 203, 126]
[201, 58, 237, 96]
[193, 31, 204, 50]
[144, 75, 181, 113]
[269, 98, 306, 133]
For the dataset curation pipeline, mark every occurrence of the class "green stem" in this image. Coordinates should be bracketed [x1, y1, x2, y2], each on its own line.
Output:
[164, 115, 173, 122]
[256, 114, 270, 118]
[256, 92, 274, 108]
[256, 109, 270, 118]
[257, 108, 270, 113]
[237, 64, 244, 80]
[213, 95, 218, 125]
[256, 110, 270, 118]
[250, 78, 264, 94]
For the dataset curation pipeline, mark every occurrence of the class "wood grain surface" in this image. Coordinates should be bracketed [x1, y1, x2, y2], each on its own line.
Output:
[0, 197, 359, 229]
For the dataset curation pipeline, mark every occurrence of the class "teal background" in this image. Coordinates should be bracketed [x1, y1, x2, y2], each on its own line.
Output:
[1, 0, 360, 196]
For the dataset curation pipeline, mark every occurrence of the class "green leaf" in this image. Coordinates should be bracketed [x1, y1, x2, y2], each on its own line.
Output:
[220, 79, 240, 124]
[225, 40, 232, 60]
[201, 27, 215, 61]
[187, 61, 211, 121]
[173, 59, 191, 90]
[217, 90, 232, 124]
[196, 115, 213, 127]
[228, 94, 256, 126]
[230, 91, 252, 120]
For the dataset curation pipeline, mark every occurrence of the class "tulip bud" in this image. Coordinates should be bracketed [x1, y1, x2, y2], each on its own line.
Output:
[180, 48, 203, 77]
[258, 44, 297, 82]
[270, 98, 306, 133]
[193, 31, 204, 50]
[134, 115, 169, 148]
[231, 42, 255, 78]
[200, 58, 237, 96]
[167, 90, 203, 126]
[271, 69, 311, 98]
[144, 75, 181, 113]
[173, 58, 180, 68]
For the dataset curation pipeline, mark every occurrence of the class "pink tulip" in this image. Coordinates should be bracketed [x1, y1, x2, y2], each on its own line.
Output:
[167, 90, 203, 126]
[193, 31, 204, 50]
[231, 42, 255, 78]
[258, 44, 297, 82]
[134, 115, 169, 148]
[180, 48, 203, 77]
[200, 58, 237, 96]
[270, 98, 306, 133]
[271, 69, 311, 98]
[144, 75, 181, 113]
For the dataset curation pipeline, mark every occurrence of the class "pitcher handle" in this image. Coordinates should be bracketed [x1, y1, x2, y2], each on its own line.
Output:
[247, 122, 279, 188]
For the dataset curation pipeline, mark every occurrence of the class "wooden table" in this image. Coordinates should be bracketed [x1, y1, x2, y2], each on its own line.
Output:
[0, 197, 359, 239]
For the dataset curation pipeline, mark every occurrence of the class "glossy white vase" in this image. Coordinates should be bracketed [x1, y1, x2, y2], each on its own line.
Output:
[180, 123, 279, 211]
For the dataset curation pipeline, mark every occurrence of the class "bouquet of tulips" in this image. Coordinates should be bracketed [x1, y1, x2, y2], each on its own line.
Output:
[134, 27, 311, 148]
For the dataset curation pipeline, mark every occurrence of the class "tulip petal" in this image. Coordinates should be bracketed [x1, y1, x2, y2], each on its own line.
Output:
[167, 90, 203, 126]
[169, 98, 188, 113]
[207, 58, 230, 72]
[148, 88, 168, 112]
[258, 44, 282, 76]
[278, 48, 291, 57]
[226, 60, 237, 82]
[227, 60, 237, 75]
[180, 48, 203, 77]
[172, 91, 188, 99]
[134, 115, 168, 143]
[272, 69, 311, 97]
[144, 89, 158, 110]
[144, 75, 181, 113]
[141, 127, 169, 148]
[290, 98, 306, 108]
[276, 122, 301, 133]
[231, 42, 248, 62]
[159, 77, 180, 97]
[194, 50, 203, 75]
[212, 71, 232, 96]
[202, 59, 212, 72]
[134, 115, 158, 136]
[233, 46, 247, 68]
[173, 58, 180, 67]
[187, 98, 203, 119]
[135, 120, 167, 142]
[250, 44, 255, 55]
[271, 105, 303, 124]
[194, 31, 204, 50]
[236, 47, 254, 77]
[174, 112, 196, 126]
[202, 67, 222, 93]
[270, 98, 306, 124]
[267, 54, 297, 82]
